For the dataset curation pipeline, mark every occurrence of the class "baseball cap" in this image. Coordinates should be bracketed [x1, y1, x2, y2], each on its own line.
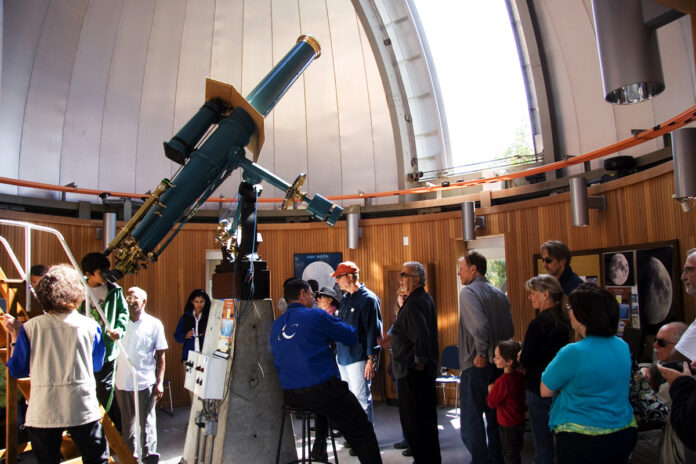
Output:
[330, 261, 359, 277]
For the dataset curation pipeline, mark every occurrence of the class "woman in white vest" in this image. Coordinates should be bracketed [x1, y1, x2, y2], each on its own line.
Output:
[6, 264, 108, 464]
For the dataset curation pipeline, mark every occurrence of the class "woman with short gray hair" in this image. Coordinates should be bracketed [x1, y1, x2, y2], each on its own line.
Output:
[6, 264, 109, 464]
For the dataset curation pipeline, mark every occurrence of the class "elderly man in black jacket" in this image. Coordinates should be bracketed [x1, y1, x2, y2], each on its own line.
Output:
[380, 261, 441, 463]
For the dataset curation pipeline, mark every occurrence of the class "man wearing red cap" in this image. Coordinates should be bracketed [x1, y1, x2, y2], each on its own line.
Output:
[331, 261, 383, 425]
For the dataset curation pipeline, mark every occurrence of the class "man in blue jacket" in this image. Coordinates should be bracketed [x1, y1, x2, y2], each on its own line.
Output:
[330, 261, 383, 425]
[270, 279, 382, 464]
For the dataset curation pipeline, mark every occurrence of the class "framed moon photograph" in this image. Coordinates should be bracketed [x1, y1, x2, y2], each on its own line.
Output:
[636, 243, 681, 334]
[603, 251, 635, 286]
[294, 252, 343, 292]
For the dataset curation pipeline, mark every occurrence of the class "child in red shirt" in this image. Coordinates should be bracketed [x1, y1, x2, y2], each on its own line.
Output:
[487, 339, 526, 464]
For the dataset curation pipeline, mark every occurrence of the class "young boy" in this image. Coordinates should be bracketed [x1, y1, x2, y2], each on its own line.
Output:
[487, 340, 526, 464]
[80, 252, 129, 431]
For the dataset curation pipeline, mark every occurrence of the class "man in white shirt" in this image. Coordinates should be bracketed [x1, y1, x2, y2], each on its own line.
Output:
[674, 249, 696, 362]
[114, 287, 168, 464]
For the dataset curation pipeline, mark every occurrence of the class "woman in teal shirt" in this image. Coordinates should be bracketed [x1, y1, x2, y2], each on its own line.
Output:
[541, 283, 637, 464]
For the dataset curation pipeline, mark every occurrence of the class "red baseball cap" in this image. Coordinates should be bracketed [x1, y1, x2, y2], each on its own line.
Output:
[330, 261, 359, 277]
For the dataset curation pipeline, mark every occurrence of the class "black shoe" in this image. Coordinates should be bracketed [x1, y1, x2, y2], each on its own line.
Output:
[311, 439, 328, 462]
[402, 448, 413, 457]
[393, 439, 408, 449]
[349, 448, 357, 456]
[342, 440, 351, 448]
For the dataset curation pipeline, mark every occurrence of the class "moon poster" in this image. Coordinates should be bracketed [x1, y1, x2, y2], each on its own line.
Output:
[636, 246, 677, 334]
[294, 252, 343, 292]
[603, 251, 635, 286]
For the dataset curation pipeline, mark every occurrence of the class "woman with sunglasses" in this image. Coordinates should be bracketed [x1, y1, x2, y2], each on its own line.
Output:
[541, 283, 637, 464]
[518, 274, 571, 464]
[315, 286, 341, 316]
[174, 289, 212, 363]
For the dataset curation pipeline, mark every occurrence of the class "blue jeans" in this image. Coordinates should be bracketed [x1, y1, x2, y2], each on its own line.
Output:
[525, 390, 555, 464]
[460, 365, 503, 464]
[338, 360, 373, 423]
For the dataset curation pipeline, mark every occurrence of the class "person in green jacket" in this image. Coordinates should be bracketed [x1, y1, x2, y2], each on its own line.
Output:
[80, 252, 129, 431]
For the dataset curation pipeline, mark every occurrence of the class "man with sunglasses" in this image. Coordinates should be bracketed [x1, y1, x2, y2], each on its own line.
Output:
[379, 261, 441, 463]
[330, 261, 383, 426]
[540, 240, 583, 295]
[642, 322, 689, 397]
[655, 322, 688, 364]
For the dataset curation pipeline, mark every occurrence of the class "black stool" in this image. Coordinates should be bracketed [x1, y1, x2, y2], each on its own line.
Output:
[275, 404, 339, 464]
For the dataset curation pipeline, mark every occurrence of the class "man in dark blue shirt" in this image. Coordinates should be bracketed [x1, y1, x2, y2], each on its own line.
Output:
[270, 279, 382, 464]
[330, 261, 383, 424]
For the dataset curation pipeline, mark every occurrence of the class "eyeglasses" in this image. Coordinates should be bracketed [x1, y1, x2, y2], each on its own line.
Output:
[654, 338, 675, 348]
[683, 266, 695, 275]
[542, 257, 556, 264]
[316, 294, 330, 299]
[334, 273, 351, 280]
[399, 272, 417, 279]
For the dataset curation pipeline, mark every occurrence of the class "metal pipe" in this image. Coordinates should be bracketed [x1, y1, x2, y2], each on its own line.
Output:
[592, 0, 664, 104]
[24, 225, 30, 314]
[672, 127, 696, 199]
[347, 212, 359, 249]
[102, 213, 117, 252]
[570, 177, 589, 226]
[461, 201, 476, 241]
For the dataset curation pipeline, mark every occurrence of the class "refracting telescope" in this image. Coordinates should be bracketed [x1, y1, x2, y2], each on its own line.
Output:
[104, 35, 342, 284]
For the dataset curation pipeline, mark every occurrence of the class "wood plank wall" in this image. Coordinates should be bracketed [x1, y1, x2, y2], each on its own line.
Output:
[1, 163, 695, 406]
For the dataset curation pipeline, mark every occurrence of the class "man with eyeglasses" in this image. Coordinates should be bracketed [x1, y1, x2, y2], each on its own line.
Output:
[114, 287, 167, 464]
[673, 249, 696, 363]
[330, 261, 383, 427]
[540, 240, 583, 295]
[457, 251, 514, 464]
[379, 261, 441, 463]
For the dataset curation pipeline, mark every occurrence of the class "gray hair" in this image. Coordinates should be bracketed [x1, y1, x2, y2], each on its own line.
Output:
[524, 274, 564, 304]
[404, 261, 426, 285]
[36, 264, 85, 313]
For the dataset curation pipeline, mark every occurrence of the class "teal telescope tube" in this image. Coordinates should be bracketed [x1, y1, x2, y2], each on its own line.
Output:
[129, 36, 321, 258]
[163, 98, 228, 164]
[246, 35, 321, 116]
[133, 108, 253, 253]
